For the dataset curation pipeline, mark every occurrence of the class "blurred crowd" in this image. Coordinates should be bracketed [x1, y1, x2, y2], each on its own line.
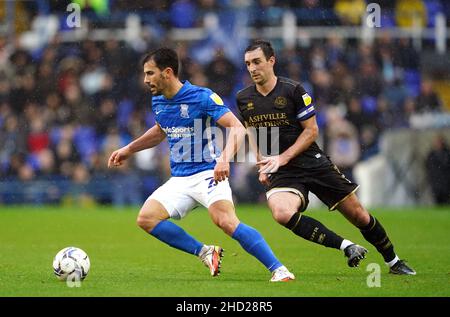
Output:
[0, 0, 449, 206]
[20, 0, 450, 28]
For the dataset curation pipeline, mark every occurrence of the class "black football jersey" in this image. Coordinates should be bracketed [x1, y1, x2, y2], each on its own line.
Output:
[236, 76, 329, 170]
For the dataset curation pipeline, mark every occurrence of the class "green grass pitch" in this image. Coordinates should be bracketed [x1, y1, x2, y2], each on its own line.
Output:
[0, 205, 449, 297]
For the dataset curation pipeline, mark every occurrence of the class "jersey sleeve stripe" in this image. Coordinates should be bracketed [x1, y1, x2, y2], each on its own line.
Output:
[296, 105, 315, 120]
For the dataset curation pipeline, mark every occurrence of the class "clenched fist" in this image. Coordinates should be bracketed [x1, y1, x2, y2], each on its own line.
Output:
[108, 146, 132, 168]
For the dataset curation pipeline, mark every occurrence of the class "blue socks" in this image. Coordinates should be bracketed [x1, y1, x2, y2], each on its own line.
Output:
[149, 220, 203, 256]
[149, 220, 283, 273]
[232, 223, 282, 272]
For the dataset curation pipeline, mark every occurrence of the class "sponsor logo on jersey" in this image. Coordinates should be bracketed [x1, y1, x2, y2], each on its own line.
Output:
[247, 112, 289, 127]
[247, 102, 254, 110]
[161, 126, 194, 138]
[302, 93, 312, 106]
[210, 93, 224, 106]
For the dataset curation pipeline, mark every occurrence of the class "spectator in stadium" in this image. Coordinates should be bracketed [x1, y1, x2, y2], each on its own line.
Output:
[10, 71, 38, 114]
[0, 112, 27, 167]
[355, 60, 383, 98]
[205, 48, 237, 101]
[415, 79, 444, 113]
[326, 109, 360, 182]
[27, 116, 50, 155]
[107, 47, 295, 282]
[345, 96, 372, 134]
[3, 152, 26, 178]
[237, 40, 416, 275]
[426, 134, 450, 205]
[393, 38, 420, 70]
[67, 163, 96, 206]
[35, 63, 57, 101]
[43, 91, 73, 126]
[403, 96, 417, 125]
[53, 138, 80, 178]
[359, 125, 380, 161]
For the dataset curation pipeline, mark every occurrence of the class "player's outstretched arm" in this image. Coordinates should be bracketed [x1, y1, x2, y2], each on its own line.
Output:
[107, 124, 166, 168]
[214, 112, 247, 182]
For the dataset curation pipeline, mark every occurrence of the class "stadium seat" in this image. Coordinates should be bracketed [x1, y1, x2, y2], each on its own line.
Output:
[380, 10, 396, 28]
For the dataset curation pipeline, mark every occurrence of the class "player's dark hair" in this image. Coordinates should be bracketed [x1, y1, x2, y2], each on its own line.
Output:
[245, 40, 275, 61]
[142, 48, 179, 77]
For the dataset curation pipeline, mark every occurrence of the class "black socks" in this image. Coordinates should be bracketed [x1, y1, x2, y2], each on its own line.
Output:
[285, 211, 397, 263]
[285, 212, 343, 249]
[359, 215, 396, 262]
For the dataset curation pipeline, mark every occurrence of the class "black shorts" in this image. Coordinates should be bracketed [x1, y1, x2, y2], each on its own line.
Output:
[266, 163, 359, 211]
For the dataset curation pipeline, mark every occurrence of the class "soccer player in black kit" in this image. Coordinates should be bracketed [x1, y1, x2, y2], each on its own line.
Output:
[237, 40, 415, 275]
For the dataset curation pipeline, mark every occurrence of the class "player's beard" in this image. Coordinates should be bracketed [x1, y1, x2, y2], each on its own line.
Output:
[252, 74, 266, 86]
[151, 74, 167, 96]
[150, 83, 163, 96]
[151, 88, 162, 96]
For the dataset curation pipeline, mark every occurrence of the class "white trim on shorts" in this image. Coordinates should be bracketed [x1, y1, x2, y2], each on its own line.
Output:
[266, 187, 306, 211]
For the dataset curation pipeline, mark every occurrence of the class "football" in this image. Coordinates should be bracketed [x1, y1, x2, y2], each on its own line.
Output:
[52, 247, 90, 281]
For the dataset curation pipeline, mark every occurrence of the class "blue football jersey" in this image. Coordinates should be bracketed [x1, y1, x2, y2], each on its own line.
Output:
[152, 81, 230, 176]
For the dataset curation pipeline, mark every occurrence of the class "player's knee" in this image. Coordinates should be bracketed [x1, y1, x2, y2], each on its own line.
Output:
[136, 214, 159, 232]
[136, 215, 149, 230]
[350, 204, 370, 227]
[209, 201, 239, 235]
[271, 207, 293, 226]
[214, 215, 239, 235]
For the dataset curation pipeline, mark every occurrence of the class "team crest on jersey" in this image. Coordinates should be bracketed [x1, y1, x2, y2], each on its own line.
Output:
[209, 93, 224, 106]
[274, 96, 287, 109]
[180, 104, 190, 118]
[247, 102, 254, 110]
[302, 93, 312, 106]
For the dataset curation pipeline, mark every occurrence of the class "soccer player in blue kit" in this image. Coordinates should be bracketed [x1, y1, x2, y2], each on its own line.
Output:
[108, 48, 294, 282]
